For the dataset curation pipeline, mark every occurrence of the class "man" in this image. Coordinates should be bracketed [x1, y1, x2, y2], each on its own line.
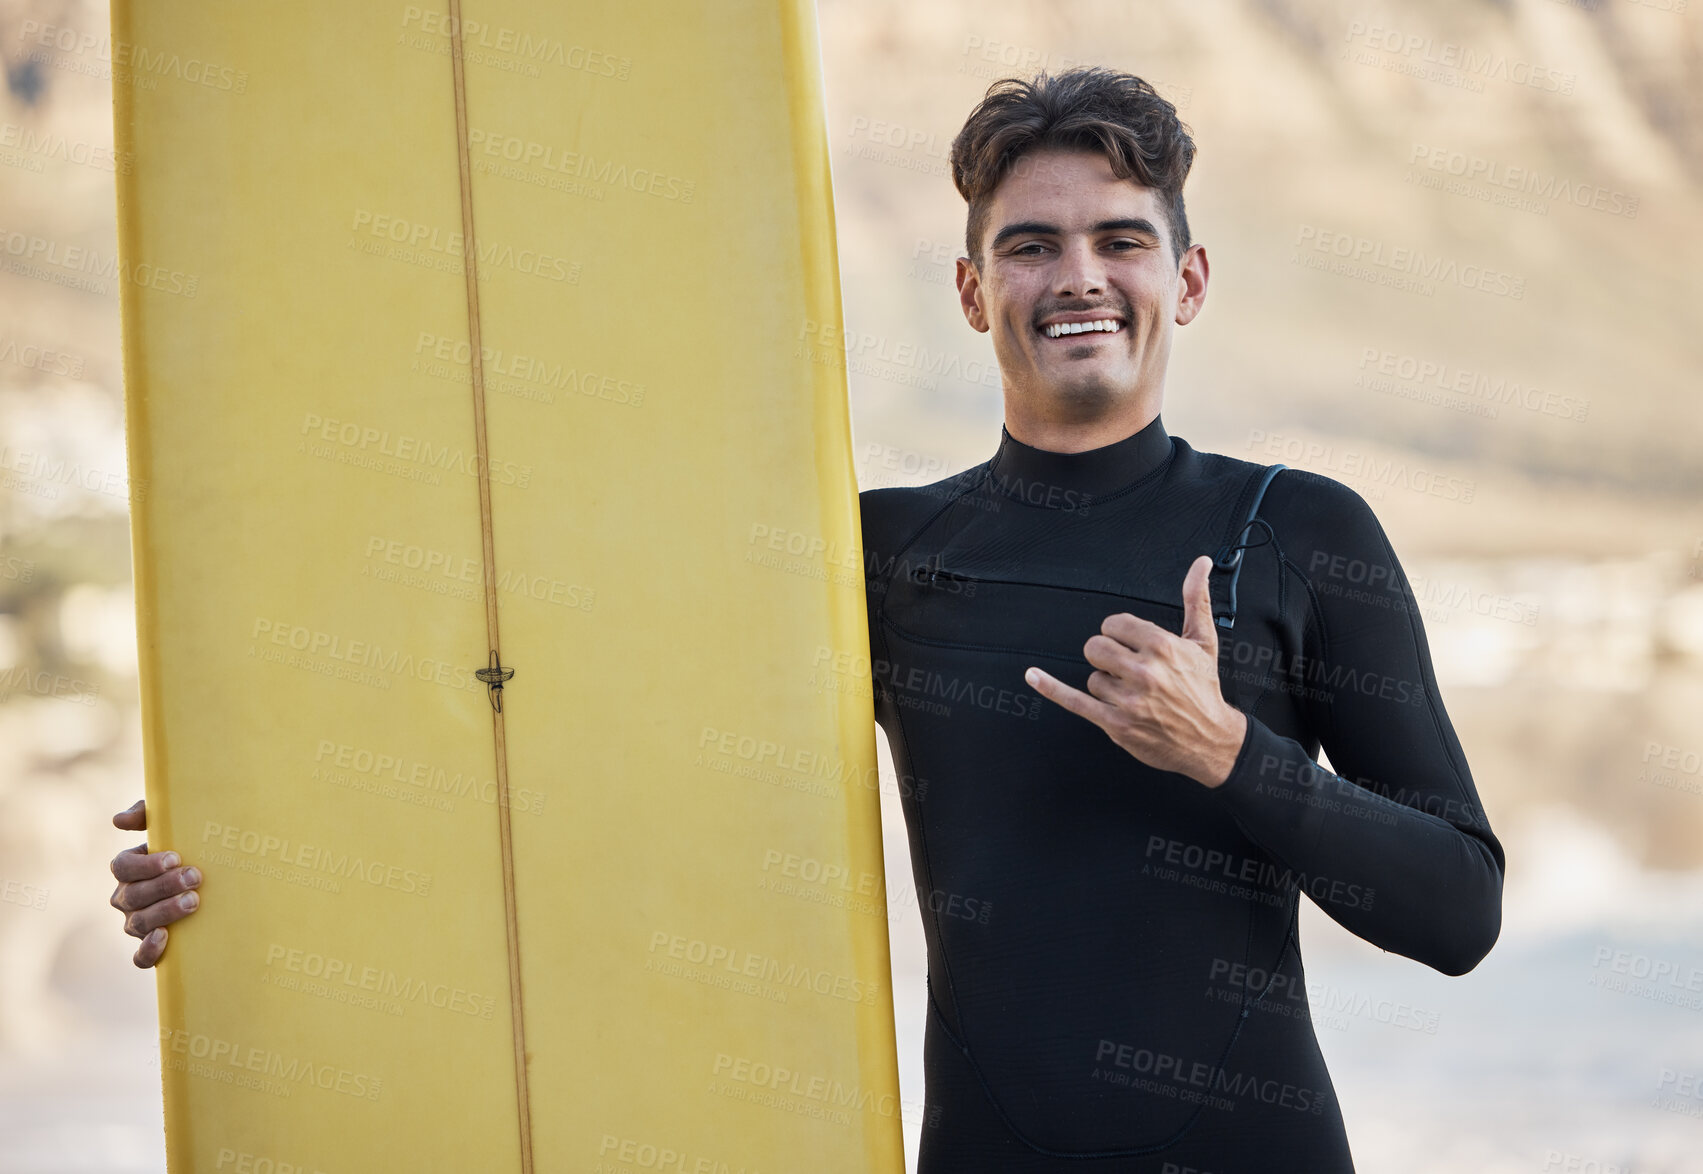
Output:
[113, 67, 1502, 1172]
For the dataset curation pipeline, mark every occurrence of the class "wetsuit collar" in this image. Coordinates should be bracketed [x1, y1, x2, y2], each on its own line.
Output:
[987, 412, 1173, 507]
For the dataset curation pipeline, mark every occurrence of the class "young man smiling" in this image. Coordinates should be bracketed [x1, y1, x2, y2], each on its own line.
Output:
[111, 65, 1502, 1173]
[857, 67, 1503, 1171]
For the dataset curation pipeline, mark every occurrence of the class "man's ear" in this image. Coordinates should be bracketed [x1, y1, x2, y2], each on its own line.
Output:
[956, 256, 989, 333]
[1174, 242, 1208, 327]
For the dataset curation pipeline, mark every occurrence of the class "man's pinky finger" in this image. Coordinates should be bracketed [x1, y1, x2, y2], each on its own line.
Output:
[134, 927, 166, 969]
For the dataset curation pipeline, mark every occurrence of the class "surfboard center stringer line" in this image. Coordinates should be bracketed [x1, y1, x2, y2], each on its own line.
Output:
[445, 3, 536, 1169]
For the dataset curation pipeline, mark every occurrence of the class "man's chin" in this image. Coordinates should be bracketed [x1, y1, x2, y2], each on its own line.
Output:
[1027, 373, 1131, 413]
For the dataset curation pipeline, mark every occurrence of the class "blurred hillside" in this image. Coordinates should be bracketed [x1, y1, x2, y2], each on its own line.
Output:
[824, 0, 1703, 502]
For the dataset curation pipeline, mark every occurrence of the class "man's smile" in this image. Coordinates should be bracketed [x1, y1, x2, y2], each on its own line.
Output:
[1038, 315, 1126, 341]
[1028, 320, 1123, 339]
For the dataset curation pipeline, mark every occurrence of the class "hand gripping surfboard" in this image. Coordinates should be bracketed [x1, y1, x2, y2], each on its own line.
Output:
[111, 3, 904, 1170]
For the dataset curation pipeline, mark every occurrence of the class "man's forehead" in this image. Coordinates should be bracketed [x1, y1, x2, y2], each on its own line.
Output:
[990, 152, 1161, 216]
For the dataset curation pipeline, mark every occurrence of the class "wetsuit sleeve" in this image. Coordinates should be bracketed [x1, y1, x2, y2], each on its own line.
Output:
[1208, 472, 1504, 976]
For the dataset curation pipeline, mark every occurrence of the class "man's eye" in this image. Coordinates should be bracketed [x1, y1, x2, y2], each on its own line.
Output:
[1013, 243, 1046, 255]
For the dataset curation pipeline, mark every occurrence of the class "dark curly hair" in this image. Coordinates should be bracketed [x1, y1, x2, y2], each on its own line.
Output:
[949, 67, 1197, 271]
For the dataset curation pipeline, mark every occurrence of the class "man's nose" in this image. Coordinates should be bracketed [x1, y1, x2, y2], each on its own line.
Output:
[1053, 238, 1106, 297]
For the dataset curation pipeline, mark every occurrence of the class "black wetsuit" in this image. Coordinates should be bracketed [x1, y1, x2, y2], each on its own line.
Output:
[859, 412, 1504, 1173]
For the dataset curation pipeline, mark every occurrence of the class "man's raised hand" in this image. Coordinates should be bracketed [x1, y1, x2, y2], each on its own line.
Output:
[1023, 554, 1249, 787]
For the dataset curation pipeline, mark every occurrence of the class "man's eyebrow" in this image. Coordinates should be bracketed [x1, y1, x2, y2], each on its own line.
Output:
[990, 217, 1161, 249]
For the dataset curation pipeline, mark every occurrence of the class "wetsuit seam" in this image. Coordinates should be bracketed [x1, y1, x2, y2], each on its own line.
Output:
[880, 616, 1103, 665]
[1216, 525, 1318, 1032]
[888, 690, 961, 1025]
[922, 573, 1184, 611]
[1286, 553, 1331, 745]
[885, 466, 994, 569]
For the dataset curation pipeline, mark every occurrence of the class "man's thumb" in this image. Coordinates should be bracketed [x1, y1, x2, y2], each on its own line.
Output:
[1180, 554, 1218, 650]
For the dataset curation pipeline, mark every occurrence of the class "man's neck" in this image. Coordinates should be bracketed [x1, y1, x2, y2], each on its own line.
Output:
[1001, 395, 1163, 455]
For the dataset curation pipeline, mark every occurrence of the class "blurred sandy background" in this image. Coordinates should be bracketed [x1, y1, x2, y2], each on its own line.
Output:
[2, 0, 1701, 1170]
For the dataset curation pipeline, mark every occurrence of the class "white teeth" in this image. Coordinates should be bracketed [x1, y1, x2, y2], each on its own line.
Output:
[1043, 318, 1121, 338]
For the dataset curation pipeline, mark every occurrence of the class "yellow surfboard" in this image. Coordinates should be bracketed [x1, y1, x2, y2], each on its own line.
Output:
[113, 2, 903, 1170]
